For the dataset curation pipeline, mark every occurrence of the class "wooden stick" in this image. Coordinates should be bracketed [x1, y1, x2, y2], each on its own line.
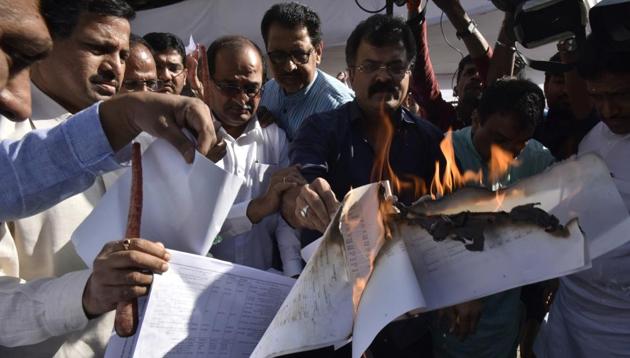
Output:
[114, 142, 143, 337]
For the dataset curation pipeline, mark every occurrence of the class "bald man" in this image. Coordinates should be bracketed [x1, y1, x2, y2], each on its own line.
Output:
[121, 35, 160, 93]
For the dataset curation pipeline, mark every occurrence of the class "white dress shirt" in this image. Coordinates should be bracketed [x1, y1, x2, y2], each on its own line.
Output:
[210, 118, 303, 277]
[0, 83, 114, 356]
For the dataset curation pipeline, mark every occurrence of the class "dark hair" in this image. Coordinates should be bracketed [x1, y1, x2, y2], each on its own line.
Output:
[130, 33, 151, 51]
[345, 14, 416, 67]
[577, 33, 630, 80]
[455, 55, 474, 84]
[478, 77, 545, 129]
[544, 52, 564, 78]
[143, 32, 186, 65]
[206, 35, 267, 80]
[261, 2, 322, 47]
[41, 0, 135, 39]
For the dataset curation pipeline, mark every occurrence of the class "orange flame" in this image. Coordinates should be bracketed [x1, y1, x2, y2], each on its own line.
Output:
[370, 113, 519, 210]
[369, 109, 427, 199]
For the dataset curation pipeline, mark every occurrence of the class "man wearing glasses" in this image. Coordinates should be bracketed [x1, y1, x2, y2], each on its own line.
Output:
[281, 14, 444, 355]
[120, 34, 161, 94]
[143, 32, 188, 95]
[204, 35, 306, 278]
[260, 2, 354, 141]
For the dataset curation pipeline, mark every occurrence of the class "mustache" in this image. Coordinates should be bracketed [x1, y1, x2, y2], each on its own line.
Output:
[228, 103, 253, 112]
[90, 73, 119, 87]
[368, 81, 398, 97]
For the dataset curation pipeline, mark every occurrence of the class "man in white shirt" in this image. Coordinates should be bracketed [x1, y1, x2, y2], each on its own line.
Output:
[203, 35, 305, 277]
[535, 33, 630, 357]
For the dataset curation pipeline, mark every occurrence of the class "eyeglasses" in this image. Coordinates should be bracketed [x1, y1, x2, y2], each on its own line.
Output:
[212, 80, 263, 98]
[122, 79, 163, 92]
[157, 63, 186, 77]
[351, 61, 412, 77]
[267, 48, 314, 65]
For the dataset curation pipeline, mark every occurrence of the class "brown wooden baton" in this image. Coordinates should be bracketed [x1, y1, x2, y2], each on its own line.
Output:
[114, 142, 142, 337]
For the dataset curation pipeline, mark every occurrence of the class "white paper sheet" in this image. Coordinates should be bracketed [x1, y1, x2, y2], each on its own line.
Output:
[251, 209, 354, 357]
[351, 235, 426, 358]
[72, 139, 243, 266]
[412, 154, 630, 259]
[338, 183, 388, 312]
[105, 250, 295, 357]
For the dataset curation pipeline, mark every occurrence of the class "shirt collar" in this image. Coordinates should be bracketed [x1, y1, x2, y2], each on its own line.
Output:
[30, 81, 71, 121]
[280, 69, 320, 101]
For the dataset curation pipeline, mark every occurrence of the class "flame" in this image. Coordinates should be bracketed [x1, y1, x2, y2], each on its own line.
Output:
[369, 108, 427, 200]
[369, 104, 519, 212]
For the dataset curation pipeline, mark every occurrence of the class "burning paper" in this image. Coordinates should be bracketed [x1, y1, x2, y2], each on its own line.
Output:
[254, 154, 630, 358]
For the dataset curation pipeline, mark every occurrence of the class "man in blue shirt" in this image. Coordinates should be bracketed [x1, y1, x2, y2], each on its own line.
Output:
[0, 0, 218, 351]
[259, 2, 355, 141]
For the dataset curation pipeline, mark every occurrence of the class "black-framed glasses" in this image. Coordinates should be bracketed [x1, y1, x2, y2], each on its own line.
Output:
[157, 63, 186, 77]
[122, 79, 163, 92]
[267, 48, 314, 65]
[212, 80, 263, 98]
[351, 61, 412, 77]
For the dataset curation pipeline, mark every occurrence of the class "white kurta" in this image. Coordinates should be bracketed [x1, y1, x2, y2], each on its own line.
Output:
[535, 121, 630, 357]
[0, 83, 114, 356]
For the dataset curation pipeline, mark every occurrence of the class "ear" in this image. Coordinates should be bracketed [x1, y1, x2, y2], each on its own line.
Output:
[453, 84, 459, 97]
[314, 41, 323, 66]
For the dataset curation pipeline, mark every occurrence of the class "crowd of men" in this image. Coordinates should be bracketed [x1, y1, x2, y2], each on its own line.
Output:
[0, 0, 628, 357]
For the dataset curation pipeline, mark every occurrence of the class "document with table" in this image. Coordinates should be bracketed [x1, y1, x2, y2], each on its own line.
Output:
[105, 250, 295, 357]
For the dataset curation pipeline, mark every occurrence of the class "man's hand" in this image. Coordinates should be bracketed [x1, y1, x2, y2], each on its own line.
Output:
[206, 137, 227, 162]
[438, 299, 484, 340]
[185, 44, 212, 106]
[82, 239, 170, 317]
[294, 178, 339, 233]
[247, 166, 306, 223]
[99, 92, 217, 163]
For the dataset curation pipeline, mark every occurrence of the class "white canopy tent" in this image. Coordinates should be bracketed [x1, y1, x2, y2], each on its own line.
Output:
[130, 0, 572, 99]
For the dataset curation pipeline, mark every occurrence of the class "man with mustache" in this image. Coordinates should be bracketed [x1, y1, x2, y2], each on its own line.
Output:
[143, 32, 188, 95]
[203, 35, 305, 277]
[259, 2, 355, 141]
[282, 14, 444, 355]
[0, 0, 215, 355]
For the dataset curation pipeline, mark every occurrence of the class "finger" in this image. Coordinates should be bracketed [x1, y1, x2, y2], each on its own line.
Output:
[302, 187, 331, 229]
[102, 250, 169, 273]
[311, 180, 339, 217]
[125, 239, 170, 260]
[154, 113, 197, 164]
[109, 285, 150, 302]
[177, 100, 216, 158]
[295, 193, 327, 231]
[104, 269, 154, 286]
